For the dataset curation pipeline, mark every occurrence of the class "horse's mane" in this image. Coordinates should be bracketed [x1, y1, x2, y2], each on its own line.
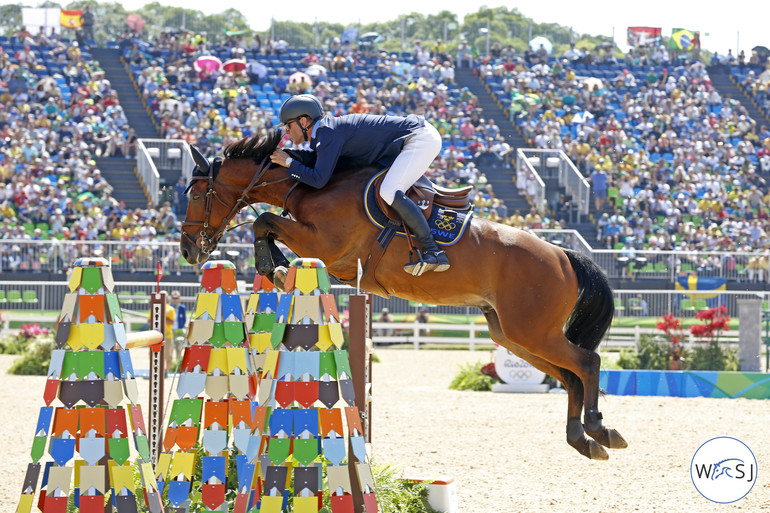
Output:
[223, 130, 282, 163]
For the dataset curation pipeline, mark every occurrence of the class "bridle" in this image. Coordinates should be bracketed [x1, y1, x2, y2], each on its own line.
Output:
[181, 155, 293, 257]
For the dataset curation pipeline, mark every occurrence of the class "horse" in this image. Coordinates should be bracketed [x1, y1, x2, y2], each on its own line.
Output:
[180, 130, 627, 460]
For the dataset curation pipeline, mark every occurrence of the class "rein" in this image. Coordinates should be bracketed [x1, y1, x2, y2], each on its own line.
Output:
[182, 156, 293, 256]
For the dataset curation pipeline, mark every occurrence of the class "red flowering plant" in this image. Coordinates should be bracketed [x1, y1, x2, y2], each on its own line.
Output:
[479, 361, 500, 380]
[690, 305, 730, 341]
[656, 313, 687, 370]
[688, 305, 737, 371]
[19, 323, 50, 340]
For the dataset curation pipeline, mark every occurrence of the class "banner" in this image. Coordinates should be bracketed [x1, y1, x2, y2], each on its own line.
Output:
[675, 274, 726, 309]
[21, 8, 61, 35]
[627, 26, 662, 48]
[670, 28, 699, 51]
[60, 10, 83, 29]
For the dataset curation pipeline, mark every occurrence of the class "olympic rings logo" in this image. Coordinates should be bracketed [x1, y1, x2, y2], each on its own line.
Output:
[507, 370, 532, 380]
[434, 215, 457, 230]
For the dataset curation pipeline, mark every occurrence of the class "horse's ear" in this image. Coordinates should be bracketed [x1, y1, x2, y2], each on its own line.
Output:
[191, 145, 210, 173]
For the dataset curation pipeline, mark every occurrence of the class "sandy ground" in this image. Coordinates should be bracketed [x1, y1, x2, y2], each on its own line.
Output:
[2, 349, 769, 512]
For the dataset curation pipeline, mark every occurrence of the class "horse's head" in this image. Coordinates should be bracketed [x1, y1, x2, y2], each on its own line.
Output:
[180, 131, 286, 264]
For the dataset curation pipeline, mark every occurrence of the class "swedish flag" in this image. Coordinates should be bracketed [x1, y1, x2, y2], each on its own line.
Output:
[675, 275, 726, 309]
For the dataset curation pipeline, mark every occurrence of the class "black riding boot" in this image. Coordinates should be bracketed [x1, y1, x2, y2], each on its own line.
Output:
[390, 191, 450, 275]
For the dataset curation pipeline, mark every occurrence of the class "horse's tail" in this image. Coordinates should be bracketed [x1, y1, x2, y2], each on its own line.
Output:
[563, 249, 614, 352]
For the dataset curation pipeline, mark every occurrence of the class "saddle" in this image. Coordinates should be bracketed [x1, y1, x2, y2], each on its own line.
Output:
[373, 173, 474, 223]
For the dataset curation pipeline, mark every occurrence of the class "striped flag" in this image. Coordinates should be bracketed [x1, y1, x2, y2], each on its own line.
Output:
[675, 275, 726, 309]
[60, 10, 83, 29]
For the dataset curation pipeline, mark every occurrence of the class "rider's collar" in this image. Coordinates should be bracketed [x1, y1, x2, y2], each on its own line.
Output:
[311, 120, 320, 140]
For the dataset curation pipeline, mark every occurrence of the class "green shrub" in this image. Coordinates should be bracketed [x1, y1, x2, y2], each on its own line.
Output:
[449, 361, 497, 391]
[8, 336, 54, 375]
[688, 340, 739, 371]
[0, 335, 28, 354]
[616, 348, 639, 370]
[372, 464, 439, 513]
[617, 334, 672, 370]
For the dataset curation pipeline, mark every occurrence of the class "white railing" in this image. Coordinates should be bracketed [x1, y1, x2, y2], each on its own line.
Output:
[372, 321, 494, 350]
[515, 148, 546, 213]
[0, 238, 769, 285]
[136, 139, 160, 205]
[515, 148, 590, 218]
[136, 138, 195, 205]
[532, 229, 593, 253]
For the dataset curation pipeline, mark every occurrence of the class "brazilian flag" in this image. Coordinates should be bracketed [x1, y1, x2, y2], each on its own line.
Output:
[675, 275, 726, 309]
[670, 28, 696, 51]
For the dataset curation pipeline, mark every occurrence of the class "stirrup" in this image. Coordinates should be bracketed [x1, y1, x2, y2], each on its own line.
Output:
[426, 250, 450, 273]
[402, 250, 450, 276]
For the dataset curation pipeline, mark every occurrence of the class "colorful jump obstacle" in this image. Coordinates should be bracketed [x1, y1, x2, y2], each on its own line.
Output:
[15, 257, 166, 513]
[158, 258, 377, 512]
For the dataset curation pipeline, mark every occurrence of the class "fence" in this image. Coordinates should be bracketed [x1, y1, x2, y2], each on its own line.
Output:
[136, 139, 195, 206]
[1, 280, 765, 350]
[516, 148, 591, 219]
[1, 238, 769, 285]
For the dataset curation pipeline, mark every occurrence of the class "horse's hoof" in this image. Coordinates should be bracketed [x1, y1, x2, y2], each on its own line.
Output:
[586, 427, 628, 450]
[257, 261, 274, 276]
[271, 266, 288, 291]
[568, 436, 609, 460]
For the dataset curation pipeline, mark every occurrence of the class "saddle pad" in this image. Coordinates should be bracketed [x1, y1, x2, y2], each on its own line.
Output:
[364, 170, 473, 246]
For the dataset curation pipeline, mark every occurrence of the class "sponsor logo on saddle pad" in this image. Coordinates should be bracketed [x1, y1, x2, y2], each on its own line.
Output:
[364, 171, 473, 246]
[691, 437, 756, 503]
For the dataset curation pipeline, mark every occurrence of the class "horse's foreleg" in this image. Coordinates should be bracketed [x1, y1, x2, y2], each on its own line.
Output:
[253, 213, 292, 276]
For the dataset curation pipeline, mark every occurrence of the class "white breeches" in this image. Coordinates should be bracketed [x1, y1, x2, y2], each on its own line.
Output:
[379, 122, 442, 205]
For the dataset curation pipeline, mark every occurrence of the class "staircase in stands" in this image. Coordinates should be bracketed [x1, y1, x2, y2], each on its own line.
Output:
[91, 47, 160, 210]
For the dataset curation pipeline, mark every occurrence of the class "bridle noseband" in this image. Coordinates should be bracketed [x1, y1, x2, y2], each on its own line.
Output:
[181, 156, 291, 257]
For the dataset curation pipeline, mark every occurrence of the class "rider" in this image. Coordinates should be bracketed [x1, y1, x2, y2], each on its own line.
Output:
[270, 94, 449, 275]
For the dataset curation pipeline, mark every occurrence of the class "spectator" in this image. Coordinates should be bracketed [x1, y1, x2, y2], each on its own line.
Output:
[169, 290, 187, 365]
[80, 6, 95, 44]
[376, 308, 394, 336]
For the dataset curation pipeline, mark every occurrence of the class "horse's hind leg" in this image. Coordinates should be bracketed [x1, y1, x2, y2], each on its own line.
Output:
[482, 309, 609, 460]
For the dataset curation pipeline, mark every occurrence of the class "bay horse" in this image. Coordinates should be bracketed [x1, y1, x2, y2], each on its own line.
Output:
[180, 131, 627, 460]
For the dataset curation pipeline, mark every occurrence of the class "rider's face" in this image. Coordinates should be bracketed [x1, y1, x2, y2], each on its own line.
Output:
[285, 118, 307, 145]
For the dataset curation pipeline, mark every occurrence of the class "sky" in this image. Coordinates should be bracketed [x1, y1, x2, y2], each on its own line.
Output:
[100, 0, 767, 56]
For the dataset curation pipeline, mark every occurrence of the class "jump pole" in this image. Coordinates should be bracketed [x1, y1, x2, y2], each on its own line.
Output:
[148, 292, 166, 464]
[348, 292, 373, 512]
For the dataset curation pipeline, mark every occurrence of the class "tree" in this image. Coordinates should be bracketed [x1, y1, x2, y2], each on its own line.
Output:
[0, 4, 23, 37]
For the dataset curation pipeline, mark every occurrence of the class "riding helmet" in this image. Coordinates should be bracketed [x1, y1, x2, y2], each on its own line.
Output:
[279, 94, 324, 126]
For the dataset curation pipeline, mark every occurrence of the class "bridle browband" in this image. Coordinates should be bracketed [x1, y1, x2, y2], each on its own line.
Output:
[181, 155, 292, 257]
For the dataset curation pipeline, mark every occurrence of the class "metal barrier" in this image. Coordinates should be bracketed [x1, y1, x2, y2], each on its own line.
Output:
[0, 239, 768, 286]
[136, 139, 195, 206]
[514, 149, 546, 213]
[591, 249, 765, 282]
[515, 148, 590, 219]
[136, 139, 160, 206]
[0, 280, 763, 350]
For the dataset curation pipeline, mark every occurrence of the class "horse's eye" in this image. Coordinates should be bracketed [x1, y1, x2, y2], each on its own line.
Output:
[191, 193, 201, 201]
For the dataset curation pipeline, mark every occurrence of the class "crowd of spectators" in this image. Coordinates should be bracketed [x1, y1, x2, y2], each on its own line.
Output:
[4, 23, 770, 277]
[0, 30, 189, 272]
[129, 31, 563, 230]
[479, 41, 770, 272]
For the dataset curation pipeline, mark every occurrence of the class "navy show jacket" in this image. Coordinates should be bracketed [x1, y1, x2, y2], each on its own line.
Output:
[287, 113, 425, 188]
